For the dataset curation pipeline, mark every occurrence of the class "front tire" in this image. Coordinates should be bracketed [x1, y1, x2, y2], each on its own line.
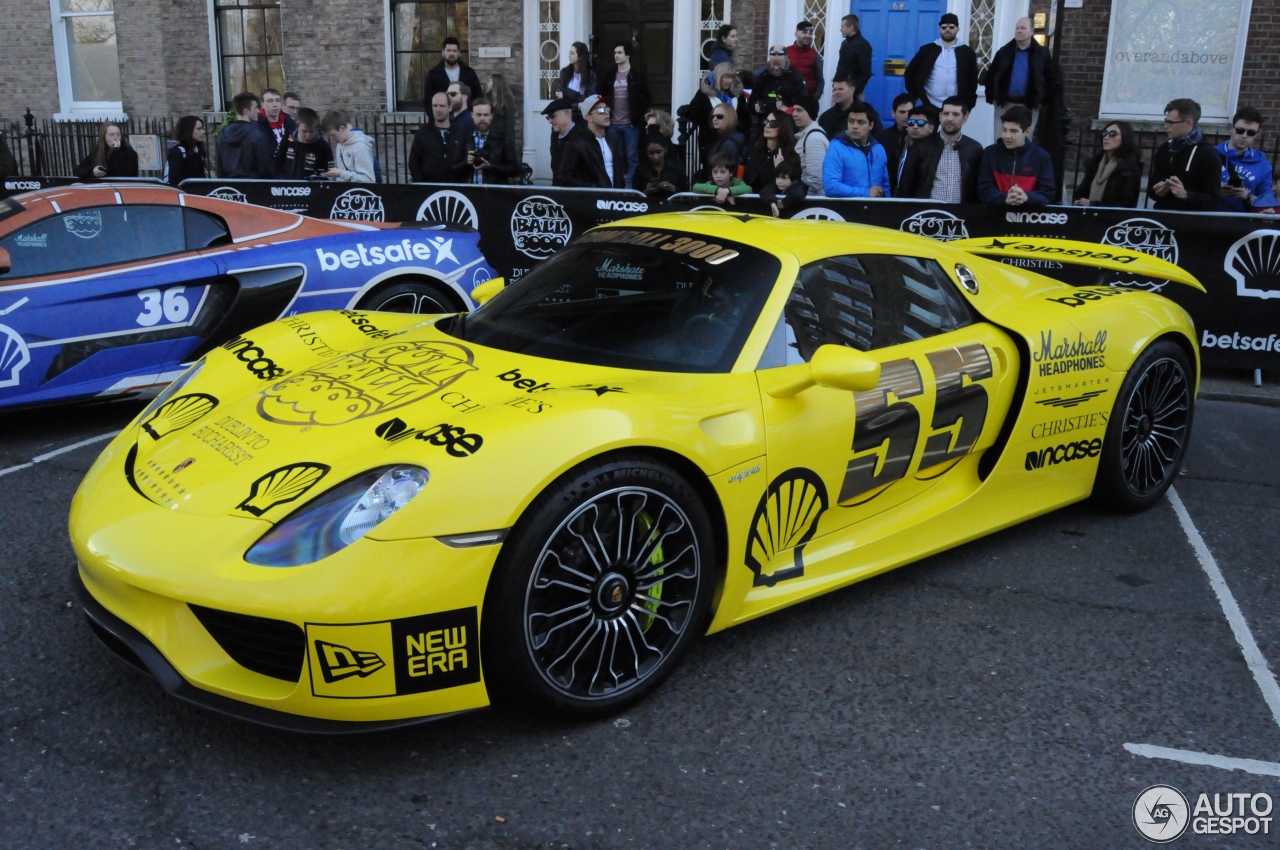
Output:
[357, 277, 461, 314]
[482, 456, 716, 718]
[1093, 339, 1194, 512]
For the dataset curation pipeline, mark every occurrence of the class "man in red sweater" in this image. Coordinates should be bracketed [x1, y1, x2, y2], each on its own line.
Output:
[786, 21, 825, 99]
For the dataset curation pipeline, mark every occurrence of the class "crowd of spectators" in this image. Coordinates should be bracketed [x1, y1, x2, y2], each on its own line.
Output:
[35, 24, 1276, 216]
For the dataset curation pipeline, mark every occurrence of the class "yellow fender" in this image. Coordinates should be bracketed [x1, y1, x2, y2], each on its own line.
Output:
[951, 236, 1205, 291]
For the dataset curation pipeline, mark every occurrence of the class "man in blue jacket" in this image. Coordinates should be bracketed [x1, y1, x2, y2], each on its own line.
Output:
[823, 104, 890, 198]
[977, 105, 1054, 208]
[1218, 105, 1280, 213]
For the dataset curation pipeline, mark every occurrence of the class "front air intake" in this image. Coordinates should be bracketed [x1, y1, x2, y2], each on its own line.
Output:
[189, 604, 305, 682]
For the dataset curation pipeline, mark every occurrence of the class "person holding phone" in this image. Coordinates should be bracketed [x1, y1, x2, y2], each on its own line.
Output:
[1216, 106, 1279, 213]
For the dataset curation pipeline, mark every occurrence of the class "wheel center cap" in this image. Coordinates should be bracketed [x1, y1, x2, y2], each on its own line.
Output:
[596, 573, 632, 614]
[1138, 414, 1153, 437]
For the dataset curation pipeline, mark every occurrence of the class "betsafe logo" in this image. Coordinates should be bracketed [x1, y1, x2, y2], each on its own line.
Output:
[315, 237, 457, 270]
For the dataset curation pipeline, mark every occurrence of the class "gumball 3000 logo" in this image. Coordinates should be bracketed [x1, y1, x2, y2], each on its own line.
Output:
[511, 195, 572, 259]
[330, 188, 385, 221]
[900, 209, 969, 242]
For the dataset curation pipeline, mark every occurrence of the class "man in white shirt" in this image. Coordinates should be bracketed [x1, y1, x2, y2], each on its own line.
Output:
[904, 14, 979, 110]
[556, 93, 628, 188]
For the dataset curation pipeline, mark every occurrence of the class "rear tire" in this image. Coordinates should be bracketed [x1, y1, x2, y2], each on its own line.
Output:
[357, 277, 461, 314]
[1092, 339, 1194, 513]
[482, 455, 716, 719]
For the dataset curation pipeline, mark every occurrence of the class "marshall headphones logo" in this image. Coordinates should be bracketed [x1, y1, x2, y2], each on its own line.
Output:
[1224, 229, 1280, 300]
[207, 187, 249, 204]
[511, 195, 572, 259]
[901, 209, 969, 242]
[331, 187, 386, 221]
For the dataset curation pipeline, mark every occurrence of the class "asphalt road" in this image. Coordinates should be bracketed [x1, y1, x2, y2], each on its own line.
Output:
[2, 396, 1279, 849]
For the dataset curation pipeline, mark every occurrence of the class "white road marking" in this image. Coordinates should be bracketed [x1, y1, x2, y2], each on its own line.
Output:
[1124, 743, 1280, 777]
[0, 432, 117, 479]
[1169, 486, 1280, 729]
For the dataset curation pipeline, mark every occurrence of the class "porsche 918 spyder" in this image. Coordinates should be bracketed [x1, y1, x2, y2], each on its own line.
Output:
[0, 183, 494, 410]
[71, 212, 1201, 732]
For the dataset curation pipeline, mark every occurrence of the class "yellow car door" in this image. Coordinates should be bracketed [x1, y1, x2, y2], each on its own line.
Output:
[748, 253, 1019, 589]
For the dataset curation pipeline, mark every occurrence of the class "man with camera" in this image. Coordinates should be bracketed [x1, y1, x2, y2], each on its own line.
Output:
[457, 98, 518, 184]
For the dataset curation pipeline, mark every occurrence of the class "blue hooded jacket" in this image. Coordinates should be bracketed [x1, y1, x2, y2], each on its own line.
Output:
[1216, 141, 1279, 211]
[822, 133, 891, 198]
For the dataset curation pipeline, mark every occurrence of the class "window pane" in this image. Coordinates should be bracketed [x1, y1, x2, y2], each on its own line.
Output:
[223, 57, 245, 100]
[244, 54, 267, 96]
[220, 9, 244, 55]
[264, 7, 281, 52]
[65, 15, 121, 102]
[392, 0, 468, 109]
[395, 3, 417, 50]
[61, 0, 113, 12]
[267, 54, 285, 92]
[0, 207, 185, 278]
[243, 9, 265, 55]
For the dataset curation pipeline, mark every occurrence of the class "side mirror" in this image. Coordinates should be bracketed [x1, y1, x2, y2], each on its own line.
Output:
[766, 344, 881, 398]
[0, 247, 9, 276]
[470, 276, 505, 307]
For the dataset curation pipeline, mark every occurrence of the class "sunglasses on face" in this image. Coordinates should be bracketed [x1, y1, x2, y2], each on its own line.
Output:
[769, 50, 786, 56]
[1101, 129, 1120, 138]
[764, 119, 779, 128]
[1234, 126, 1259, 136]
[906, 118, 930, 127]
[940, 24, 958, 29]
[592, 106, 611, 114]
[1163, 117, 1190, 125]
[712, 114, 726, 120]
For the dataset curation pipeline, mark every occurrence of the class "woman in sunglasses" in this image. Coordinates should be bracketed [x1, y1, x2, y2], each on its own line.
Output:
[688, 62, 752, 168]
[744, 110, 799, 193]
[699, 102, 746, 183]
[1073, 121, 1141, 208]
[1215, 106, 1279, 214]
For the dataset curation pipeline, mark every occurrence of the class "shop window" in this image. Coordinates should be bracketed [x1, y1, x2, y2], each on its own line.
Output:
[50, 0, 123, 114]
[215, 0, 286, 108]
[391, 0, 470, 112]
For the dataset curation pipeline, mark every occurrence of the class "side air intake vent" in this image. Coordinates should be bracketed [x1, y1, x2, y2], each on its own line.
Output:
[189, 604, 305, 682]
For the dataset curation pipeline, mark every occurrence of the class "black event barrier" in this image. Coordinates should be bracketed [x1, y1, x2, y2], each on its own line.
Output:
[1, 176, 164, 198]
[164, 180, 1280, 371]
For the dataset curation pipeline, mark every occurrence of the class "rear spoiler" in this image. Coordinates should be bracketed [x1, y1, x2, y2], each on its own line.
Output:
[950, 237, 1205, 292]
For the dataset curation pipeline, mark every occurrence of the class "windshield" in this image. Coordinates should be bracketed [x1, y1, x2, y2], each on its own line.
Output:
[446, 227, 782, 372]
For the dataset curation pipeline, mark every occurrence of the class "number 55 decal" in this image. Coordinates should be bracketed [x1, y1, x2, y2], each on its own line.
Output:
[136, 286, 191, 327]
[839, 343, 994, 506]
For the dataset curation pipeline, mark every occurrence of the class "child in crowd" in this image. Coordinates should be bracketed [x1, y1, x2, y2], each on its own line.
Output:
[760, 158, 808, 216]
[692, 152, 749, 205]
[274, 107, 334, 179]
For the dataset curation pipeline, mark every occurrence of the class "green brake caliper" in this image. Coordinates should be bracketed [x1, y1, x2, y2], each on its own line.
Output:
[637, 512, 664, 632]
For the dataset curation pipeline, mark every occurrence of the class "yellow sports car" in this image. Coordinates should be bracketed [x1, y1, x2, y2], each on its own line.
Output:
[70, 213, 1202, 731]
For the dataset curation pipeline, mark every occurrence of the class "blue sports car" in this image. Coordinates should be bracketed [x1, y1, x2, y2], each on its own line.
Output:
[0, 183, 495, 410]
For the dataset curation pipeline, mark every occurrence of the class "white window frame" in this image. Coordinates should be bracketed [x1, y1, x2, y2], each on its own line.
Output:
[49, 0, 126, 120]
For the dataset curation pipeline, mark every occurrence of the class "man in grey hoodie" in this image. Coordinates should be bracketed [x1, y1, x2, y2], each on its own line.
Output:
[320, 110, 377, 182]
[216, 92, 276, 178]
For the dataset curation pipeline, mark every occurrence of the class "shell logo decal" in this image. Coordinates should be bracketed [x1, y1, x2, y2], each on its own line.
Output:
[237, 462, 331, 517]
[141, 393, 219, 440]
[744, 468, 830, 587]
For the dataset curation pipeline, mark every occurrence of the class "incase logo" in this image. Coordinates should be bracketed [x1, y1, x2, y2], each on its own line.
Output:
[1202, 330, 1279, 352]
[271, 185, 311, 197]
[596, 199, 648, 212]
[1006, 211, 1068, 225]
[222, 335, 289, 380]
[1025, 438, 1102, 470]
[4, 181, 40, 191]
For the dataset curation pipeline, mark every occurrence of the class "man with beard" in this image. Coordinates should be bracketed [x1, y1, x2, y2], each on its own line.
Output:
[785, 21, 824, 98]
[900, 96, 983, 202]
[905, 14, 978, 110]
[424, 37, 483, 106]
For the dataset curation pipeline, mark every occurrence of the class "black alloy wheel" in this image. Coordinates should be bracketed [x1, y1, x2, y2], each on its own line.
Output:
[483, 456, 716, 717]
[1094, 339, 1194, 512]
[358, 278, 460, 314]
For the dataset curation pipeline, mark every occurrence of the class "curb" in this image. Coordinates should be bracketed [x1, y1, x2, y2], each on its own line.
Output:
[1200, 390, 1280, 408]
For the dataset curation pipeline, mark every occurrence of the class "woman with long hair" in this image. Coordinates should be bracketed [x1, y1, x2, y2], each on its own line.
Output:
[688, 62, 751, 166]
[166, 115, 208, 187]
[558, 41, 596, 108]
[73, 122, 138, 179]
[744, 109, 799, 193]
[485, 73, 518, 138]
[699, 102, 746, 181]
[1074, 120, 1142, 207]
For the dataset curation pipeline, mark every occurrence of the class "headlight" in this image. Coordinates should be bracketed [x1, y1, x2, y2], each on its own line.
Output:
[136, 359, 204, 424]
[245, 466, 429, 567]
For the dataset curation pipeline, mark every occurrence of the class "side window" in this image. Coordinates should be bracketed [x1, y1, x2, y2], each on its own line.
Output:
[775, 254, 974, 364]
[184, 208, 232, 250]
[0, 206, 186, 278]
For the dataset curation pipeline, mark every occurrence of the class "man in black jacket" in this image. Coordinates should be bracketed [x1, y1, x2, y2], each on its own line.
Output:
[982, 17, 1048, 138]
[455, 99, 518, 184]
[905, 14, 979, 110]
[544, 98, 581, 179]
[409, 92, 461, 183]
[835, 14, 873, 100]
[556, 94, 627, 188]
[900, 97, 983, 203]
[273, 107, 333, 179]
[879, 93, 914, 195]
[1148, 98, 1223, 211]
[749, 45, 806, 139]
[424, 37, 483, 108]
[216, 92, 275, 178]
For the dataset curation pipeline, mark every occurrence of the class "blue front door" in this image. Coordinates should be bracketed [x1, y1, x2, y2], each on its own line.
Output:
[854, 0, 945, 121]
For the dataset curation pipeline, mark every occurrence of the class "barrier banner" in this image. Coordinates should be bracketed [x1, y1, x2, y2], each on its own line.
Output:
[177, 179, 656, 284]
[181, 181, 1280, 370]
[1, 176, 167, 197]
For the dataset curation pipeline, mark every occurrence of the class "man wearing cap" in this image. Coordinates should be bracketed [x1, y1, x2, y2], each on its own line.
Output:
[786, 21, 824, 98]
[544, 98, 583, 182]
[556, 93, 628, 189]
[905, 14, 979, 111]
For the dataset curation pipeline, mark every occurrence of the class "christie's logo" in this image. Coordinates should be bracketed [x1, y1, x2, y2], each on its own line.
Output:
[596, 258, 645, 281]
[315, 237, 457, 270]
[1032, 329, 1107, 376]
[900, 209, 969, 241]
[1030, 410, 1108, 440]
[1201, 330, 1279, 352]
[1005, 211, 1068, 225]
[271, 185, 311, 197]
[1025, 437, 1102, 470]
[1045, 286, 1134, 308]
[596, 199, 648, 213]
[4, 181, 40, 191]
